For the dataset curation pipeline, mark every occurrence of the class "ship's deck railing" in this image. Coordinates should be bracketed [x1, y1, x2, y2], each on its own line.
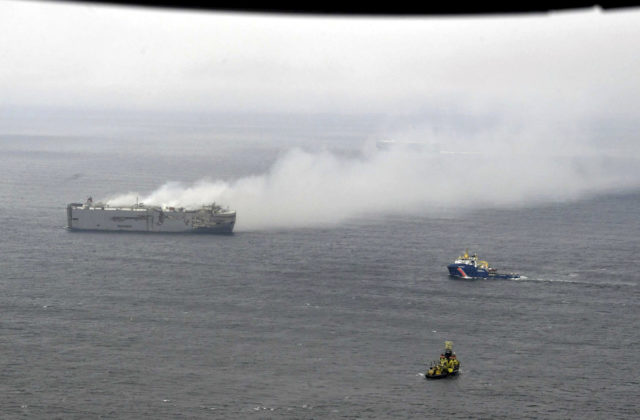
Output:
[70, 203, 234, 214]
[74, 205, 149, 211]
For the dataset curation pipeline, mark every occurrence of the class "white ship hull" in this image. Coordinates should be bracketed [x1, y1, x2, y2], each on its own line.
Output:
[67, 203, 235, 233]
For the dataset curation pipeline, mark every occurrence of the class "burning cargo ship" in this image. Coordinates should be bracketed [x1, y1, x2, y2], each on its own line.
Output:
[67, 197, 235, 234]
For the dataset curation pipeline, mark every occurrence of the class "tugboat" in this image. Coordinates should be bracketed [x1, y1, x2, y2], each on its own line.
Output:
[425, 341, 460, 380]
[447, 249, 520, 279]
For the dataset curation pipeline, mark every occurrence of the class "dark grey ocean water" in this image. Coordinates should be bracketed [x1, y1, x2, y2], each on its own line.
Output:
[1, 130, 639, 419]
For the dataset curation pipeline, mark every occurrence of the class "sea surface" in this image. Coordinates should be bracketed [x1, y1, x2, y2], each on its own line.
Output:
[1, 124, 639, 419]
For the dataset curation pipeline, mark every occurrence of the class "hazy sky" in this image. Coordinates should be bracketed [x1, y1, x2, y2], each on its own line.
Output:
[2, 1, 640, 120]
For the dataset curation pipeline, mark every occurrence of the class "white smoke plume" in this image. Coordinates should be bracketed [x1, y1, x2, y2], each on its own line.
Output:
[106, 136, 640, 231]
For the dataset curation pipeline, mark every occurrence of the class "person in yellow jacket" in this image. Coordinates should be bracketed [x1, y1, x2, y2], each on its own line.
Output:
[432, 363, 443, 376]
[449, 354, 459, 371]
[439, 354, 448, 367]
[447, 357, 456, 372]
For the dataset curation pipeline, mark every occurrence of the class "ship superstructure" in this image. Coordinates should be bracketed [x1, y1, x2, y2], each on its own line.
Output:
[67, 197, 235, 233]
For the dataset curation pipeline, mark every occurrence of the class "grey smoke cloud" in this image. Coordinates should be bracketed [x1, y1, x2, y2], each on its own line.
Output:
[106, 135, 640, 231]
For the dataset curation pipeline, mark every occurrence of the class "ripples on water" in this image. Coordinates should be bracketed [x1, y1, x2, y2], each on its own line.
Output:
[0, 135, 639, 418]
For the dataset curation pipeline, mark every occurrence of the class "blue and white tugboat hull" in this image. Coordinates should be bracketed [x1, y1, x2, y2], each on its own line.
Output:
[448, 263, 487, 279]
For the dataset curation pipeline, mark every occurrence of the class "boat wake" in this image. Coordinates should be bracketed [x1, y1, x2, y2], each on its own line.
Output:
[500, 275, 636, 288]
